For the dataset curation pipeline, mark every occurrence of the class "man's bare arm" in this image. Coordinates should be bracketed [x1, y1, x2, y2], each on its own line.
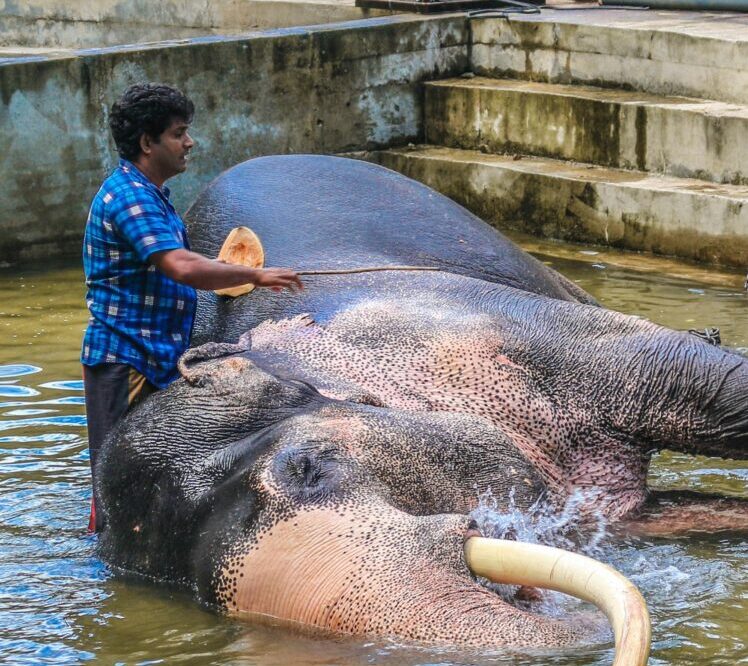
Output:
[150, 248, 302, 291]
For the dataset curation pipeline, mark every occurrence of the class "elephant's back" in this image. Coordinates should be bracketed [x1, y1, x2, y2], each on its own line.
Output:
[186, 155, 494, 270]
[185, 155, 596, 341]
[188, 156, 586, 289]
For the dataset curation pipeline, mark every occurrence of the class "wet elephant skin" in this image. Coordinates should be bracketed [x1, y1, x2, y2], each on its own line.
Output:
[96, 155, 748, 648]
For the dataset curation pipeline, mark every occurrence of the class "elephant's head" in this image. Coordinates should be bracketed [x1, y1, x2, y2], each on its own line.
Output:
[96, 349, 645, 654]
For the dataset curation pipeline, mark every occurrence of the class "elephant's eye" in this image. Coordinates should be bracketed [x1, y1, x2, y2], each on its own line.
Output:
[289, 453, 321, 487]
[272, 445, 342, 501]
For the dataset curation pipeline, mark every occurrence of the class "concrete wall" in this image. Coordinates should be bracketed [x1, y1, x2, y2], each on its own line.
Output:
[0, 15, 468, 263]
[5, 8, 746, 267]
[0, 0, 390, 49]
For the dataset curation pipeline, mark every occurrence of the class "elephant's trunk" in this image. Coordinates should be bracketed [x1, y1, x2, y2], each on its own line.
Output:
[464, 537, 650, 666]
[536, 297, 748, 461]
[608, 329, 748, 460]
[680, 349, 748, 459]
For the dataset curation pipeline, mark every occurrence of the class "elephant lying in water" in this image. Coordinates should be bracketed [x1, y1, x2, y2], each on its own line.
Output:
[96, 156, 747, 652]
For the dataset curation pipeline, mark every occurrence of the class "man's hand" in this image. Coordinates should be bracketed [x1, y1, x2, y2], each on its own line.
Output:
[251, 267, 303, 292]
[150, 248, 302, 292]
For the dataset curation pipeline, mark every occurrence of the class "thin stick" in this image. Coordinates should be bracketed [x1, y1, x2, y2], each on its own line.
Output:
[297, 266, 440, 276]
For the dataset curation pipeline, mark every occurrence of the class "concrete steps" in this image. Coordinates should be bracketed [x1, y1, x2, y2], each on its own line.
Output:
[364, 145, 748, 266]
[362, 14, 748, 268]
[335, 11, 748, 267]
[425, 77, 748, 185]
[470, 10, 748, 105]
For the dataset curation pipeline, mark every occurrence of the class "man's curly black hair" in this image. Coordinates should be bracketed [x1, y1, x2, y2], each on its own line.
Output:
[109, 83, 194, 160]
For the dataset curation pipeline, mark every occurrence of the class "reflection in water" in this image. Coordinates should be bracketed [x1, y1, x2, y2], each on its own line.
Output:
[0, 384, 40, 398]
[0, 415, 87, 432]
[0, 364, 42, 378]
[39, 381, 85, 392]
[0, 244, 746, 665]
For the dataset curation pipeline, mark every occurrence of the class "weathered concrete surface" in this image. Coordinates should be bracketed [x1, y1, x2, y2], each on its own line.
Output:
[0, 16, 467, 263]
[0, 0, 390, 49]
[5, 6, 748, 266]
[383, 11, 748, 268]
[0, 46, 74, 62]
[425, 77, 748, 185]
[471, 9, 748, 105]
[364, 146, 748, 267]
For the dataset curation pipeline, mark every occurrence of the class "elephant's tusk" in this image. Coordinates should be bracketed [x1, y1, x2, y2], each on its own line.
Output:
[464, 537, 650, 666]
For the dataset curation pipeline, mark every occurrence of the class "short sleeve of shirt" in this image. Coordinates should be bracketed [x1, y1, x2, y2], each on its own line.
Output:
[110, 191, 185, 263]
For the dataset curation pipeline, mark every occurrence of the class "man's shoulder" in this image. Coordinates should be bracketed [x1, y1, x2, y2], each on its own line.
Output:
[95, 165, 164, 214]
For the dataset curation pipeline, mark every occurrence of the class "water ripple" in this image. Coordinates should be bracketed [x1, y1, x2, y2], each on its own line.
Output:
[0, 365, 42, 378]
[38, 381, 84, 392]
[0, 434, 81, 444]
[0, 385, 40, 398]
[0, 416, 87, 432]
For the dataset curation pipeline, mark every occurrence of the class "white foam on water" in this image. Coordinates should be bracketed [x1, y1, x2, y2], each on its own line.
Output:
[468, 487, 612, 619]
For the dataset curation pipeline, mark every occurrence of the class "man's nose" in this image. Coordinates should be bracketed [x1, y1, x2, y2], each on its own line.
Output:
[184, 132, 195, 149]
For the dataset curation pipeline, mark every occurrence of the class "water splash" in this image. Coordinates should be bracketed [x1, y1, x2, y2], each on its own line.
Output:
[470, 486, 608, 557]
[469, 487, 610, 617]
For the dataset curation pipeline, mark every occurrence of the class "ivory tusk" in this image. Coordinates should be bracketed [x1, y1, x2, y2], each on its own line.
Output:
[464, 537, 650, 666]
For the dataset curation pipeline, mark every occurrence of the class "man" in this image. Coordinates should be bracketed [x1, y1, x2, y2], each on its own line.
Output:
[81, 83, 301, 530]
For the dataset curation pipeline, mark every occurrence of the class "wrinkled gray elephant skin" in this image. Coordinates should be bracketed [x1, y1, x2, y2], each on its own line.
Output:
[96, 156, 748, 648]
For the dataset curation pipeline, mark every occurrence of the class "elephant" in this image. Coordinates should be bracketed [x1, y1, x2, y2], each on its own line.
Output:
[96, 156, 747, 654]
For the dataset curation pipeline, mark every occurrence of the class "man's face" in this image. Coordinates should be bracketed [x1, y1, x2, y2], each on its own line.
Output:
[148, 118, 194, 180]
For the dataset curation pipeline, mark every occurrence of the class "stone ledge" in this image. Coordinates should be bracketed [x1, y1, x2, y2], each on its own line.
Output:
[0, 0, 393, 49]
[470, 10, 748, 105]
[362, 145, 748, 267]
[425, 77, 748, 184]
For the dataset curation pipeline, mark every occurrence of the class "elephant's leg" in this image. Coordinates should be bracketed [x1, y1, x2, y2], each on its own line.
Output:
[618, 489, 748, 537]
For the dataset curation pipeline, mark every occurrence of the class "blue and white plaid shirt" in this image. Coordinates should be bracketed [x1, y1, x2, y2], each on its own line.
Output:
[81, 159, 197, 388]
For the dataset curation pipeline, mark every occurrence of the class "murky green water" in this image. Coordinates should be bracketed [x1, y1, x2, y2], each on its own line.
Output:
[0, 240, 746, 665]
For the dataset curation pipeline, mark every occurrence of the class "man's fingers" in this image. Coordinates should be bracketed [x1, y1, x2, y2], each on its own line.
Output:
[258, 268, 303, 292]
[283, 276, 303, 292]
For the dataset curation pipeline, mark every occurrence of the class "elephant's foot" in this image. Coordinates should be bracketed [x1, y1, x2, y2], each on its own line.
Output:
[618, 489, 748, 537]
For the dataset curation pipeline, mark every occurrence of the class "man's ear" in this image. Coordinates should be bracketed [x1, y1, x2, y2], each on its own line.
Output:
[139, 132, 154, 156]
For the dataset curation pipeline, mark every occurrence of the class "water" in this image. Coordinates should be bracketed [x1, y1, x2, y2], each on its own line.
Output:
[0, 242, 746, 665]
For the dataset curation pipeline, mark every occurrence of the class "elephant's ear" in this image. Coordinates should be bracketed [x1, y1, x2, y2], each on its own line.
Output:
[97, 341, 328, 583]
[177, 340, 252, 389]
